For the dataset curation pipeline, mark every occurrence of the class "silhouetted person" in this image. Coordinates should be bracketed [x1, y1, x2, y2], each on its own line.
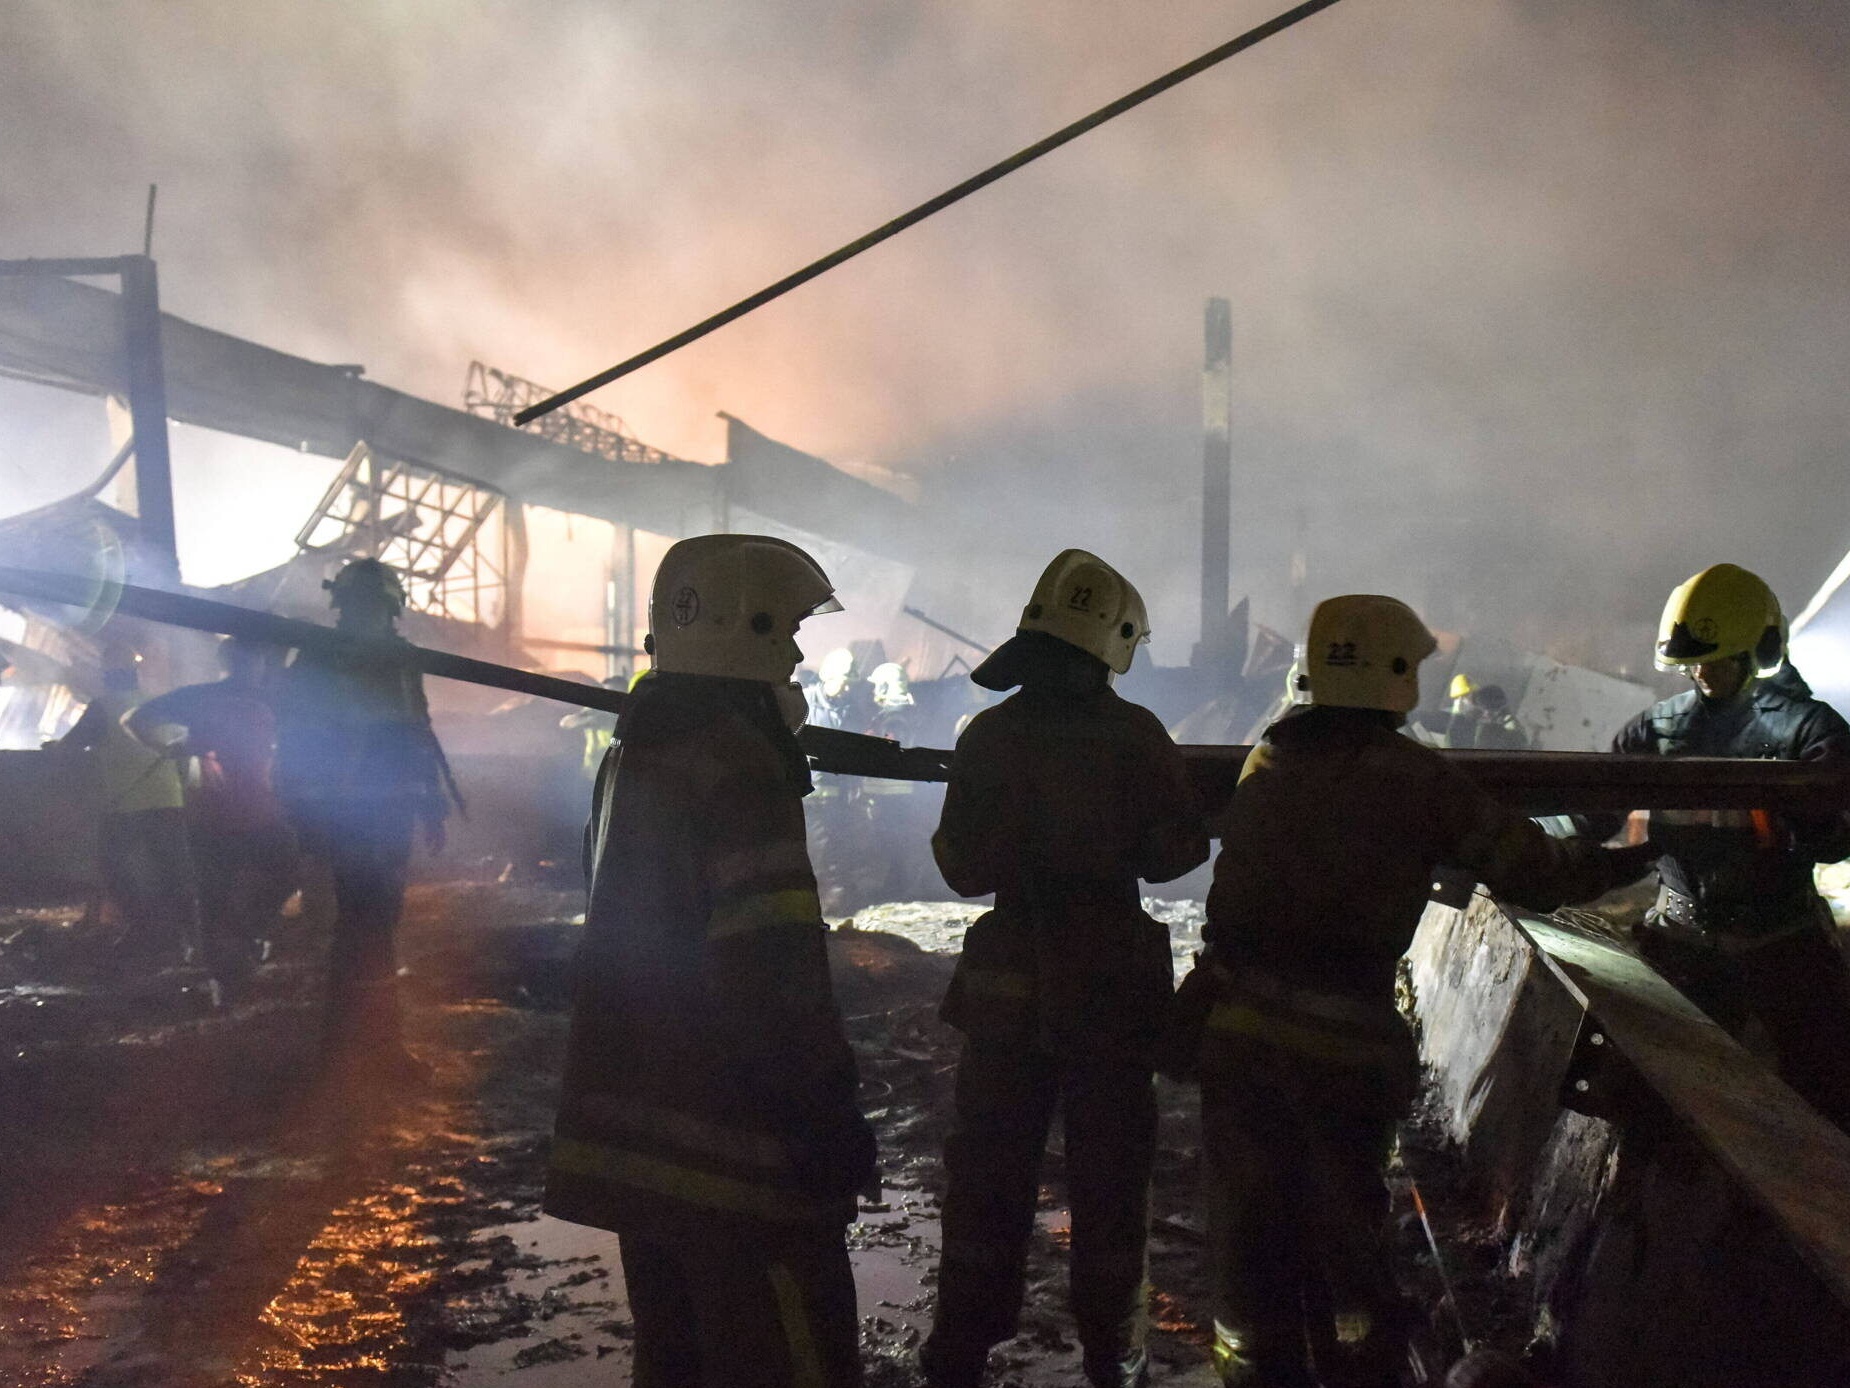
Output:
[277, 560, 449, 1077]
[55, 637, 200, 968]
[131, 636, 296, 996]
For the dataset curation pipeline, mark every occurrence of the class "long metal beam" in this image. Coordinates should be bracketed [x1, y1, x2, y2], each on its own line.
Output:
[3, 567, 1844, 815]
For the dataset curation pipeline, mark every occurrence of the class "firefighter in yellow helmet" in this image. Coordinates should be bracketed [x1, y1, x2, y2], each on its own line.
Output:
[1573, 563, 1850, 1128]
[920, 550, 1209, 1388]
[544, 534, 871, 1388]
[1181, 595, 1656, 1388]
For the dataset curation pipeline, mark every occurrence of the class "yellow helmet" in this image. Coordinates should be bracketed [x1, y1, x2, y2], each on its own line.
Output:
[1655, 564, 1783, 676]
[1296, 594, 1437, 715]
[1447, 672, 1476, 702]
[1016, 549, 1150, 675]
[647, 534, 842, 683]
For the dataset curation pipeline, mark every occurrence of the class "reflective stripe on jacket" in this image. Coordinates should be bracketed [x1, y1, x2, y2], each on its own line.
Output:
[546, 674, 861, 1235]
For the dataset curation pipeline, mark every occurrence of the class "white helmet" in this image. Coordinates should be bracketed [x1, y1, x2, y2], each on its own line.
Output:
[1016, 549, 1150, 675]
[817, 647, 858, 697]
[648, 534, 842, 683]
[1294, 594, 1436, 715]
[868, 661, 914, 709]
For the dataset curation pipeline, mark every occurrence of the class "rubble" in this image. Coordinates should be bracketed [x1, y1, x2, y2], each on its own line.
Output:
[0, 882, 1629, 1386]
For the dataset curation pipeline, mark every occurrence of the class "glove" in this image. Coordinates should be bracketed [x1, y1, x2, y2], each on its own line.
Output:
[1601, 841, 1662, 892]
[787, 1103, 877, 1201]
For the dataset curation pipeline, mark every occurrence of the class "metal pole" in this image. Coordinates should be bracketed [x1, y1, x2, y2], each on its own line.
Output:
[117, 256, 178, 576]
[1200, 297, 1233, 658]
[513, 0, 1347, 422]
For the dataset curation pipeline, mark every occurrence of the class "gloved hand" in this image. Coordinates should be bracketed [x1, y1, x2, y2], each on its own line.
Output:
[1601, 841, 1662, 891]
[787, 1102, 877, 1200]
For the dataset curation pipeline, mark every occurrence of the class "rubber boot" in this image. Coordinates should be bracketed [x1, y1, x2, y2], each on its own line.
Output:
[1083, 1345, 1150, 1388]
[917, 1334, 988, 1388]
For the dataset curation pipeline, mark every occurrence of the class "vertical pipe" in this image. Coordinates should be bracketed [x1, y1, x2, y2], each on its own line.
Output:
[1200, 296, 1233, 655]
[118, 256, 178, 575]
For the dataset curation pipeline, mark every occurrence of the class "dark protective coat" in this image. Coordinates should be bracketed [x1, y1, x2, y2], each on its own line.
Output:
[1588, 681, 1850, 935]
[545, 674, 870, 1388]
[1583, 678, 1850, 1127]
[923, 665, 1208, 1381]
[1192, 707, 1633, 1386]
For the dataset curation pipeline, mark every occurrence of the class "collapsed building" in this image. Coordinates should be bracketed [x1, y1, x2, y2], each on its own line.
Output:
[5, 260, 1850, 1388]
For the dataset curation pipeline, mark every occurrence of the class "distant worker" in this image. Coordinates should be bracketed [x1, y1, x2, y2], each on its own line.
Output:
[559, 673, 631, 780]
[1455, 681, 1530, 751]
[54, 637, 200, 969]
[862, 661, 930, 902]
[546, 534, 873, 1388]
[276, 559, 453, 1076]
[131, 637, 297, 995]
[805, 647, 877, 911]
[806, 646, 873, 731]
[921, 550, 1209, 1388]
[1575, 563, 1850, 1128]
[1181, 595, 1655, 1387]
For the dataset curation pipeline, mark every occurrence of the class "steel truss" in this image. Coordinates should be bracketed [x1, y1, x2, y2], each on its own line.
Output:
[296, 442, 510, 629]
[462, 360, 675, 467]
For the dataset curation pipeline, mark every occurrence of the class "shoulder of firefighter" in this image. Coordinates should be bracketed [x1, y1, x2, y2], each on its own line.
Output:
[548, 683, 871, 1237]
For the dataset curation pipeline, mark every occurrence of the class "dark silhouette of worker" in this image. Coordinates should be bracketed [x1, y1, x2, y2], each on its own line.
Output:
[921, 549, 1208, 1388]
[130, 636, 296, 997]
[55, 636, 201, 969]
[276, 560, 451, 1077]
[1182, 595, 1654, 1388]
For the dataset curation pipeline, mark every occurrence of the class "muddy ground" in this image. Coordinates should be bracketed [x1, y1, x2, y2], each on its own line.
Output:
[0, 886, 1507, 1387]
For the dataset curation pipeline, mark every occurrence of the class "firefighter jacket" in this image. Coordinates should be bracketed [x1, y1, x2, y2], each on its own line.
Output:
[1186, 706, 1635, 1075]
[933, 676, 1208, 1063]
[274, 640, 447, 830]
[545, 673, 872, 1238]
[1584, 681, 1850, 940]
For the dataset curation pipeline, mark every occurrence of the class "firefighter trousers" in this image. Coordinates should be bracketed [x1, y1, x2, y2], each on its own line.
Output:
[925, 1042, 1156, 1374]
[619, 1221, 861, 1388]
[1200, 1047, 1409, 1388]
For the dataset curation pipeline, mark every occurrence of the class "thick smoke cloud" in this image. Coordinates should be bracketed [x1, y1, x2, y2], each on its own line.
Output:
[2, 0, 1847, 671]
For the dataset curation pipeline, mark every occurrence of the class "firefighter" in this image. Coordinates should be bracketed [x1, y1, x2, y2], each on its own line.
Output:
[805, 647, 878, 912]
[276, 559, 451, 1075]
[545, 533, 873, 1388]
[129, 636, 297, 995]
[920, 550, 1208, 1388]
[1461, 684, 1529, 750]
[54, 638, 201, 968]
[1577, 563, 1850, 1127]
[1184, 595, 1656, 1388]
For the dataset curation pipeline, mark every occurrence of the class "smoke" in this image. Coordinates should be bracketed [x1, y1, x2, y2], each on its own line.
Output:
[3, 0, 1847, 670]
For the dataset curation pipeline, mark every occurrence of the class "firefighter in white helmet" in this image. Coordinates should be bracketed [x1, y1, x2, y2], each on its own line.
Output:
[1180, 594, 1656, 1388]
[1573, 563, 1850, 1129]
[920, 550, 1208, 1388]
[544, 533, 871, 1388]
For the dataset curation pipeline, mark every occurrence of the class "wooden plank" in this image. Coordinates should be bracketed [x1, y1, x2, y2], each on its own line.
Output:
[1508, 903, 1850, 1308]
